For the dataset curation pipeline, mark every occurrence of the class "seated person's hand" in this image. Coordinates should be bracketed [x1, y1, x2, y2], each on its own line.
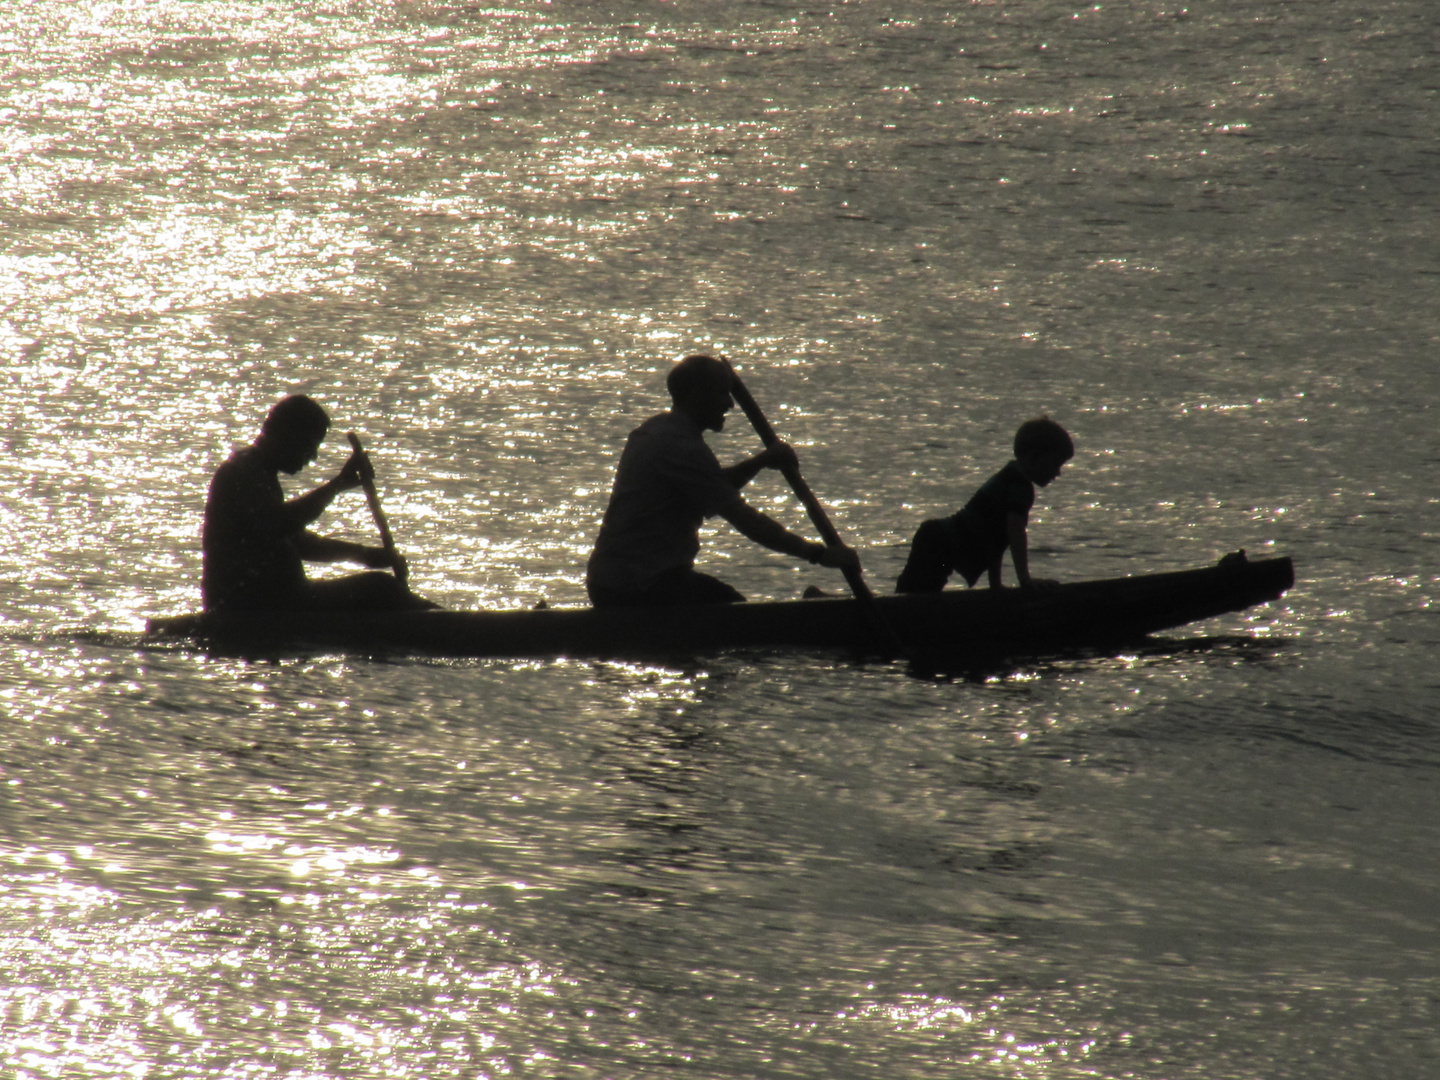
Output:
[337, 449, 374, 490]
[365, 546, 406, 574]
[761, 440, 799, 474]
[816, 541, 860, 571]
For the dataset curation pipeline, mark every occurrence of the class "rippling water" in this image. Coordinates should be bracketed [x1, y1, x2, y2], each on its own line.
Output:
[2, 2, 1437, 1077]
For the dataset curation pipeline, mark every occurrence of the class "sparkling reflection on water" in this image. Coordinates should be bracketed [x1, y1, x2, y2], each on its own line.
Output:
[3, 647, 1134, 1078]
[6, 631, 1436, 1076]
[3, 0, 1439, 1077]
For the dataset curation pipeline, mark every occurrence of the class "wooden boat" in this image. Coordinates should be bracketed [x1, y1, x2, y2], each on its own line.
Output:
[144, 551, 1294, 663]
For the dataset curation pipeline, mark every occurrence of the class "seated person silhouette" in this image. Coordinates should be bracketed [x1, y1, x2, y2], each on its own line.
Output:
[202, 394, 434, 614]
[586, 354, 857, 608]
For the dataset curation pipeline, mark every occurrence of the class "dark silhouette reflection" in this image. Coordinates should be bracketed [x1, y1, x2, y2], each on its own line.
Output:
[897, 416, 1073, 594]
[585, 354, 856, 609]
[600, 679, 726, 875]
[905, 633, 1295, 683]
[202, 394, 434, 615]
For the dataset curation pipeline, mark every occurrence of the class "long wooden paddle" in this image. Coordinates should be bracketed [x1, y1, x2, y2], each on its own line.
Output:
[727, 371, 903, 655]
[346, 432, 408, 586]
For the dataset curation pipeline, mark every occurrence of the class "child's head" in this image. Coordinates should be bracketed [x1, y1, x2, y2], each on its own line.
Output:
[1014, 415, 1073, 460]
[1013, 415, 1073, 487]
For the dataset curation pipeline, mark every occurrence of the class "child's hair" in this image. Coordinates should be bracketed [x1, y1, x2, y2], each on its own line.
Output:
[1014, 415, 1074, 461]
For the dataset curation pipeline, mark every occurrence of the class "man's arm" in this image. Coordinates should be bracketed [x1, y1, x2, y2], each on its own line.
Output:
[720, 500, 858, 569]
[293, 530, 399, 569]
[720, 441, 799, 490]
[281, 450, 367, 529]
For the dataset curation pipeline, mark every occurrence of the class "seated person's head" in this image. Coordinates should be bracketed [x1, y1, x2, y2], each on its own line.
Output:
[261, 394, 331, 473]
[667, 354, 733, 402]
[263, 394, 330, 440]
[667, 355, 735, 430]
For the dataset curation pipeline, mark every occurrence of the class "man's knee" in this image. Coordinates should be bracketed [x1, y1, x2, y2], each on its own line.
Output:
[307, 572, 434, 612]
[588, 569, 744, 608]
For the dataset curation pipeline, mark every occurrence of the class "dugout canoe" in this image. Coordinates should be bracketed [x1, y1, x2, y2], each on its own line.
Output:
[143, 551, 1293, 662]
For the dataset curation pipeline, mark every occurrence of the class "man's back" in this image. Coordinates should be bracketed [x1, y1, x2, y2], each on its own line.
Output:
[201, 446, 306, 611]
[586, 411, 742, 594]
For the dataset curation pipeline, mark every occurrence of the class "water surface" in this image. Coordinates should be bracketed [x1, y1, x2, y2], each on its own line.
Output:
[2, 2, 1437, 1077]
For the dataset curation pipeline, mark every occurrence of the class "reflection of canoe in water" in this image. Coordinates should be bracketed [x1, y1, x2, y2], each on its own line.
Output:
[144, 552, 1294, 663]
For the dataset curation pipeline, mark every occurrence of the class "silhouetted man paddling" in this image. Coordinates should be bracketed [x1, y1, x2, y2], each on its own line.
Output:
[586, 354, 858, 608]
[201, 394, 434, 614]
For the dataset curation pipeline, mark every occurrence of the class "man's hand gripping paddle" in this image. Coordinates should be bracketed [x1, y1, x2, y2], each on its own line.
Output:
[726, 365, 904, 657]
[346, 432, 408, 587]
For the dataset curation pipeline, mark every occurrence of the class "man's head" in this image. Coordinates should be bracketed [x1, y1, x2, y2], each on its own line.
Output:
[260, 394, 330, 474]
[667, 354, 735, 432]
[1014, 415, 1074, 488]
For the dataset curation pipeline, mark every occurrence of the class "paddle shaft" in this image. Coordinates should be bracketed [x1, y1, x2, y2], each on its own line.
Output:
[726, 374, 901, 619]
[346, 432, 408, 586]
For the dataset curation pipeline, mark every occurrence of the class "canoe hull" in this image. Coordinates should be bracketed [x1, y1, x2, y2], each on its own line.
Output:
[145, 552, 1294, 662]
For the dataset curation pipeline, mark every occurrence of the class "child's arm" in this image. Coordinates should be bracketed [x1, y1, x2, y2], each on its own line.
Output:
[1006, 511, 1034, 587]
[986, 554, 1005, 589]
[1006, 510, 1060, 589]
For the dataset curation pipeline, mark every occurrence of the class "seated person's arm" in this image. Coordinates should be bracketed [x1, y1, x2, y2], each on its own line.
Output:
[721, 441, 799, 490]
[282, 451, 368, 529]
[720, 500, 858, 569]
[293, 530, 397, 569]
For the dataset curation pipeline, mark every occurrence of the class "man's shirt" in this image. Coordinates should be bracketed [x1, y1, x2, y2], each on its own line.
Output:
[201, 446, 308, 611]
[586, 410, 744, 593]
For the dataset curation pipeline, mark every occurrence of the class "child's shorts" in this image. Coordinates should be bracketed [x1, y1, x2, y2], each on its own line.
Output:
[894, 517, 985, 593]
